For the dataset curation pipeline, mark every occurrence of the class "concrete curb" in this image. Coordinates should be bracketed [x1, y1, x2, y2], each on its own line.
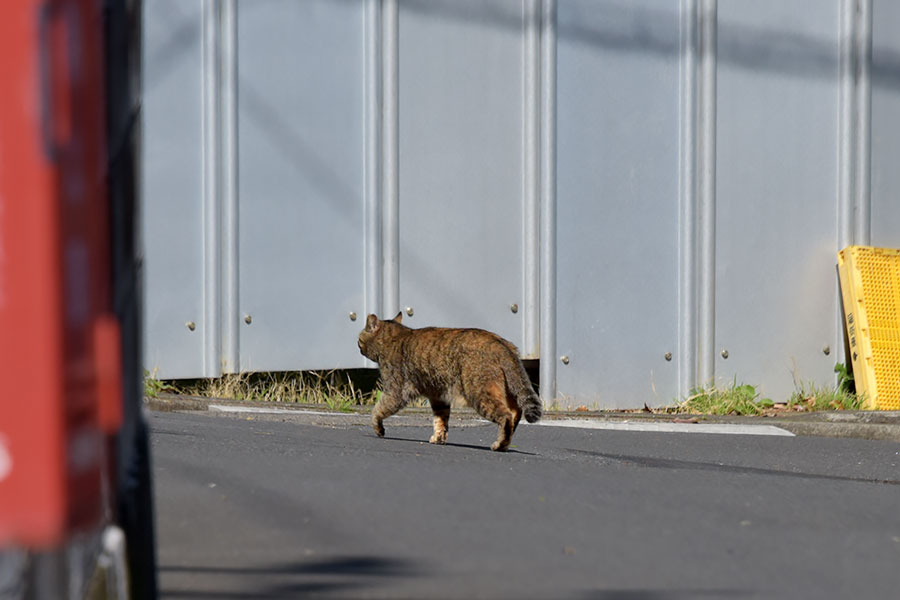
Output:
[145, 394, 900, 442]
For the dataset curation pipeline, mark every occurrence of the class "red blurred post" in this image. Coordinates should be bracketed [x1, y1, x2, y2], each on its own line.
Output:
[0, 0, 120, 549]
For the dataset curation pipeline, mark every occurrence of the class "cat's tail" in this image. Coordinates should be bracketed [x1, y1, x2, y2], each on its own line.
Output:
[502, 354, 542, 423]
[520, 389, 543, 423]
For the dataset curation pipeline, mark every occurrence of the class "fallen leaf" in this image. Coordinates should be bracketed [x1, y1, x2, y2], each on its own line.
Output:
[643, 403, 653, 413]
[673, 417, 699, 424]
[575, 405, 589, 412]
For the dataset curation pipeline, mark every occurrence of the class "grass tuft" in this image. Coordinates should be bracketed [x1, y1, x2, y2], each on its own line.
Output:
[679, 365, 865, 415]
[145, 370, 379, 411]
[788, 381, 864, 412]
[679, 378, 773, 416]
[144, 369, 176, 398]
[787, 362, 865, 412]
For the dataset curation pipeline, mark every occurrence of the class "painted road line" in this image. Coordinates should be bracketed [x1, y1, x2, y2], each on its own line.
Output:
[534, 419, 795, 437]
[207, 405, 794, 436]
[208, 405, 340, 417]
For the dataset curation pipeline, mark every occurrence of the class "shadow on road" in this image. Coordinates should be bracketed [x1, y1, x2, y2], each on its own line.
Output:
[383, 434, 539, 456]
[570, 450, 900, 486]
[579, 589, 754, 599]
[159, 555, 423, 599]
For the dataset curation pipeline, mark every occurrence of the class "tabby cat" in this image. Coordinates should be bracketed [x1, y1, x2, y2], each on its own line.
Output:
[357, 313, 542, 451]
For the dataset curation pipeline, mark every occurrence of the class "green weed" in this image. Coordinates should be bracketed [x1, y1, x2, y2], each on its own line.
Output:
[143, 369, 175, 398]
[679, 367, 865, 415]
[786, 361, 864, 411]
[679, 379, 774, 416]
[789, 380, 864, 412]
[834, 362, 856, 395]
[156, 370, 380, 410]
[324, 394, 356, 413]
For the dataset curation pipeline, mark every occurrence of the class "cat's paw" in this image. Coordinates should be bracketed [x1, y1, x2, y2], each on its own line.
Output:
[373, 420, 385, 438]
[429, 433, 446, 444]
[490, 440, 509, 452]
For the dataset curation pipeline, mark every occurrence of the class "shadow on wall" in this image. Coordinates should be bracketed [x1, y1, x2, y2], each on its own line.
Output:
[397, 0, 900, 90]
[159, 555, 424, 599]
[146, 0, 900, 97]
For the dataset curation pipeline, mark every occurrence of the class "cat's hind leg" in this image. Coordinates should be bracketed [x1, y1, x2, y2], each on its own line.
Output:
[491, 417, 515, 452]
[428, 397, 451, 444]
[471, 382, 518, 452]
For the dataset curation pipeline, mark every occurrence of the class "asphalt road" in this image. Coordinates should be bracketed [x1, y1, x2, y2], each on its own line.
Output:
[151, 411, 900, 599]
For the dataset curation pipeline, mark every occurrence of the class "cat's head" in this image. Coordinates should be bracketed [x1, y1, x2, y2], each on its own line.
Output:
[357, 312, 404, 361]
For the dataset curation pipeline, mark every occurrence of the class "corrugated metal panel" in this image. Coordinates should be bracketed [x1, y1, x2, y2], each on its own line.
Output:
[397, 0, 526, 348]
[236, 0, 367, 372]
[714, 1, 840, 400]
[142, 0, 205, 378]
[556, 0, 681, 408]
[871, 0, 900, 248]
[140, 0, 900, 408]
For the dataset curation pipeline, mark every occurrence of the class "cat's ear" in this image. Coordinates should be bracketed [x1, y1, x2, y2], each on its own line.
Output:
[365, 314, 381, 332]
[392, 311, 403, 324]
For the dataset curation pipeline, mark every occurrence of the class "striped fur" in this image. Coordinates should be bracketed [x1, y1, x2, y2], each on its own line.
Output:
[358, 313, 542, 451]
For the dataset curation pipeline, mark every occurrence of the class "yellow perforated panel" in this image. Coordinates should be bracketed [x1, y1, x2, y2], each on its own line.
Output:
[837, 246, 900, 410]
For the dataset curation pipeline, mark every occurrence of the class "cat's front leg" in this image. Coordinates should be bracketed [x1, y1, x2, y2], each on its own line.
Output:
[371, 397, 392, 437]
[428, 399, 451, 444]
[372, 414, 386, 437]
[371, 382, 413, 438]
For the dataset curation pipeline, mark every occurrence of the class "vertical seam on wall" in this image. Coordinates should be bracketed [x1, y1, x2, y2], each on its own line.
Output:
[539, 0, 557, 405]
[382, 0, 400, 318]
[678, 0, 699, 398]
[220, 0, 239, 374]
[201, 0, 221, 378]
[523, 0, 541, 358]
[365, 0, 383, 329]
[837, 0, 872, 370]
[697, 0, 717, 387]
[838, 0, 856, 251]
[854, 0, 872, 246]
[837, 0, 857, 369]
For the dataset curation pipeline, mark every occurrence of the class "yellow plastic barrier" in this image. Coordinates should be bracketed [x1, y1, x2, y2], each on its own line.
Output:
[837, 246, 900, 410]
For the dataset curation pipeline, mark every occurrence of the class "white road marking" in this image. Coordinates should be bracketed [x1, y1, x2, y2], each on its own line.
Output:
[208, 405, 339, 416]
[206, 405, 794, 436]
[533, 419, 795, 437]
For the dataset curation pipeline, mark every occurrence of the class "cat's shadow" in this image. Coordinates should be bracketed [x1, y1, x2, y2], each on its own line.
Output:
[377, 434, 537, 456]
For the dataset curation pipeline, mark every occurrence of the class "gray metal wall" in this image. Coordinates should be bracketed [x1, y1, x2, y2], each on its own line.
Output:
[142, 0, 900, 408]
